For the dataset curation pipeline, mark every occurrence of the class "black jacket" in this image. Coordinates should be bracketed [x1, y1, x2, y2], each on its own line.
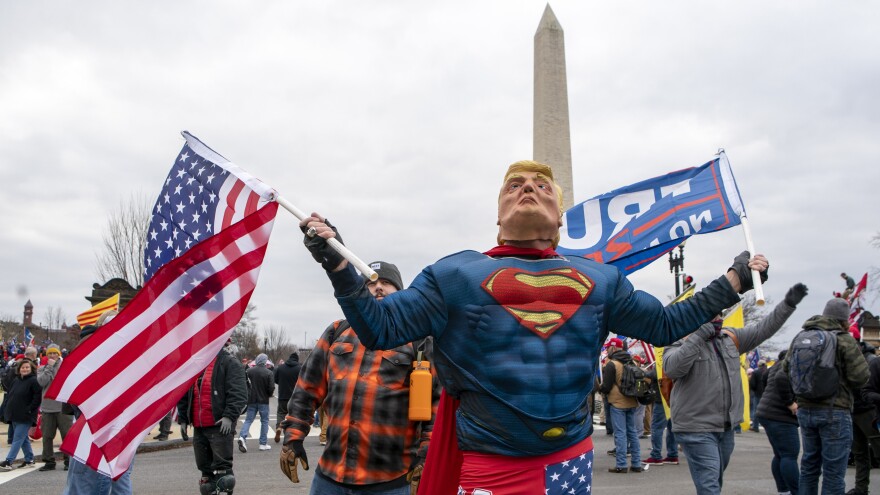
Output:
[749, 364, 768, 397]
[2, 373, 42, 424]
[246, 364, 275, 404]
[860, 352, 880, 418]
[755, 364, 798, 425]
[177, 348, 248, 425]
[273, 353, 301, 401]
[853, 342, 878, 413]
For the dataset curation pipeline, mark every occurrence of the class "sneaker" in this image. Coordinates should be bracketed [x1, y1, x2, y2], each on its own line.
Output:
[258, 444, 271, 451]
[0, 460, 13, 471]
[274, 427, 282, 443]
[19, 461, 36, 468]
[631, 465, 649, 473]
[643, 457, 664, 465]
[662, 456, 679, 465]
[846, 489, 869, 495]
[608, 467, 628, 473]
[319, 441, 327, 446]
[154, 435, 168, 442]
[237, 437, 247, 453]
[38, 463, 56, 471]
[606, 448, 616, 456]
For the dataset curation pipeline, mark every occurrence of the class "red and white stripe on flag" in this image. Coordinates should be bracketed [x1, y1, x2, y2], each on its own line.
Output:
[625, 339, 655, 365]
[849, 273, 869, 323]
[48, 201, 278, 479]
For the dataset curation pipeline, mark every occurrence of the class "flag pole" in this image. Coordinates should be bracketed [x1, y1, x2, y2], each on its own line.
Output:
[273, 195, 378, 281]
[717, 148, 764, 306]
[738, 214, 765, 305]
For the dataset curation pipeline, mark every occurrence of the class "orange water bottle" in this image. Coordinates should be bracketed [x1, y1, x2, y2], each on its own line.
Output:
[409, 352, 432, 421]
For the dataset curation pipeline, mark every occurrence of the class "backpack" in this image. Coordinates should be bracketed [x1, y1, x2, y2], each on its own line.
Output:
[788, 328, 839, 401]
[619, 362, 656, 405]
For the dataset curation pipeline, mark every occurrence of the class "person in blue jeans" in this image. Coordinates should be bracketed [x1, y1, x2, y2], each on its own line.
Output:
[0, 359, 41, 470]
[755, 350, 800, 495]
[599, 338, 644, 473]
[59, 310, 135, 495]
[664, 284, 806, 495]
[238, 353, 275, 452]
[643, 367, 678, 465]
[64, 458, 133, 495]
[782, 298, 869, 495]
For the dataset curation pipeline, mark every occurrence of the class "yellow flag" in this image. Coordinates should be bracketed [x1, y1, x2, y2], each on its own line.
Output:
[76, 293, 120, 327]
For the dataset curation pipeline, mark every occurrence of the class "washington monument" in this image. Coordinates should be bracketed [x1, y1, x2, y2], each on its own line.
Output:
[533, 4, 574, 210]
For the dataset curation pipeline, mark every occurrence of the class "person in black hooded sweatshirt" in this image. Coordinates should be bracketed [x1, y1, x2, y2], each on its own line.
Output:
[273, 352, 301, 443]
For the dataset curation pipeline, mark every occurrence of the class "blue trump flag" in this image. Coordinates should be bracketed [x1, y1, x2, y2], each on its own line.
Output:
[558, 152, 745, 274]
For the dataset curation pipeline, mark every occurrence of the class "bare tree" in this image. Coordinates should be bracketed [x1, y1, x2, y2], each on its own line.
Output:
[739, 292, 772, 328]
[262, 325, 297, 363]
[231, 326, 261, 362]
[43, 306, 67, 330]
[0, 315, 21, 343]
[95, 192, 152, 288]
[230, 303, 260, 360]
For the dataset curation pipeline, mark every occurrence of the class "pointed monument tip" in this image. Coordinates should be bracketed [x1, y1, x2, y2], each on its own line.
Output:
[537, 3, 562, 32]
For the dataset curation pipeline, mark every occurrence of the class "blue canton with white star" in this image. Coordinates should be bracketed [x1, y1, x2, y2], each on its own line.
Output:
[546, 449, 593, 494]
[143, 144, 229, 283]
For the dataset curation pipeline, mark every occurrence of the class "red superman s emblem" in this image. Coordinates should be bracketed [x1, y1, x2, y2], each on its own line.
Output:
[481, 267, 594, 338]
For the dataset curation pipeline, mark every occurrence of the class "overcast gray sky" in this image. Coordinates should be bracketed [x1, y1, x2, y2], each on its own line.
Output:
[1, 1, 877, 350]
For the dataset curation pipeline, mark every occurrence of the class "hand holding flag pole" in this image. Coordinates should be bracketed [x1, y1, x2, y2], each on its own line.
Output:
[273, 196, 377, 281]
[718, 149, 764, 305]
[738, 213, 765, 305]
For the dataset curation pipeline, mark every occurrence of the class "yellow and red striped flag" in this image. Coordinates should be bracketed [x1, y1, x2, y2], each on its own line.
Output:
[76, 293, 120, 327]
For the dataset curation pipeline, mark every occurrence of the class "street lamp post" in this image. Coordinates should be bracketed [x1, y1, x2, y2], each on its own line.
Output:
[668, 243, 686, 296]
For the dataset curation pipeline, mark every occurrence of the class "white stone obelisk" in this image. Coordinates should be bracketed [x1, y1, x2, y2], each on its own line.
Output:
[534, 4, 574, 210]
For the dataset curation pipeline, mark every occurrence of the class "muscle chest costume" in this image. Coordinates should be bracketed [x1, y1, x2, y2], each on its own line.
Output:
[327, 249, 740, 456]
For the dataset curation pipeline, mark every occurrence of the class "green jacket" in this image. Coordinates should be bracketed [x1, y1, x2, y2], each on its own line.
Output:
[783, 315, 869, 410]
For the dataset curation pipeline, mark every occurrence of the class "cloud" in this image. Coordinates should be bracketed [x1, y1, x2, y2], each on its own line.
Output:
[0, 1, 877, 346]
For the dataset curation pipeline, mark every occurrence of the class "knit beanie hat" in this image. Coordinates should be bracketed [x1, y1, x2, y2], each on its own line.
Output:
[255, 353, 269, 367]
[47, 344, 61, 354]
[367, 261, 403, 291]
[822, 298, 849, 323]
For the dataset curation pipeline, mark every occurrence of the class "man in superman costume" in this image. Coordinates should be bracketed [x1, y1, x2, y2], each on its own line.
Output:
[290, 161, 769, 494]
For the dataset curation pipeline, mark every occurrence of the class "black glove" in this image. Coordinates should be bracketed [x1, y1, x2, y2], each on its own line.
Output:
[180, 423, 189, 441]
[693, 322, 719, 341]
[728, 250, 768, 294]
[280, 439, 309, 483]
[217, 417, 234, 435]
[302, 219, 345, 271]
[784, 283, 809, 307]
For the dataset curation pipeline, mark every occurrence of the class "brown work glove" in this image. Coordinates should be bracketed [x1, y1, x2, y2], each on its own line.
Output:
[407, 463, 423, 495]
[279, 440, 309, 483]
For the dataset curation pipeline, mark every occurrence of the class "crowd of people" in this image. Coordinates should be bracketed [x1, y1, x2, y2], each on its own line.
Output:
[0, 159, 875, 495]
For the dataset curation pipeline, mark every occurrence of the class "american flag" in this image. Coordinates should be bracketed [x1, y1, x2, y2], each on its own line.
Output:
[545, 450, 593, 494]
[625, 339, 655, 365]
[46, 131, 278, 478]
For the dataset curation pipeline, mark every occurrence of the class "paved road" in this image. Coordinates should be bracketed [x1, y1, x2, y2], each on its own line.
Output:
[0, 398, 865, 493]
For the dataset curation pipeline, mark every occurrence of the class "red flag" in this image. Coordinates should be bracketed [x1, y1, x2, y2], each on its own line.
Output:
[46, 132, 278, 478]
[849, 273, 869, 323]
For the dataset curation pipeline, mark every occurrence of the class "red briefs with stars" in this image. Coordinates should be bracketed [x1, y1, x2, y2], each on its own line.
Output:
[458, 436, 594, 495]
